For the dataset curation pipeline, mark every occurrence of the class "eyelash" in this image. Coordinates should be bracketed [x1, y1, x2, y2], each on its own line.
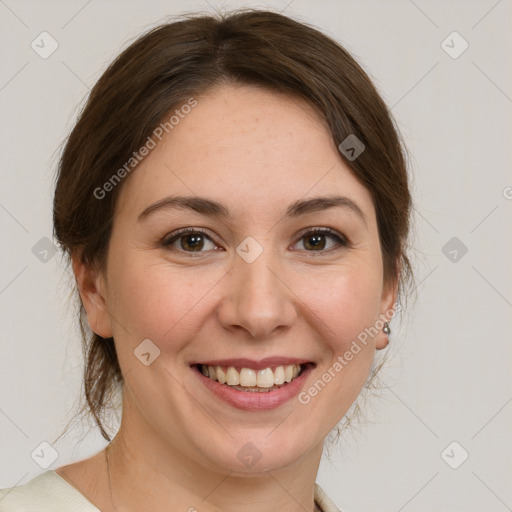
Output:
[161, 227, 349, 257]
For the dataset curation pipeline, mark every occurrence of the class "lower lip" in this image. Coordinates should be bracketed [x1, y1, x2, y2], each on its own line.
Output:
[193, 365, 313, 411]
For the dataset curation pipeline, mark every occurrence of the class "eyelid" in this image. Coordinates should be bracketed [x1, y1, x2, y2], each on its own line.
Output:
[291, 226, 349, 252]
[293, 226, 347, 242]
[162, 227, 221, 249]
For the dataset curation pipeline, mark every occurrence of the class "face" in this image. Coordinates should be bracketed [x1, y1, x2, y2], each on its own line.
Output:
[77, 83, 396, 474]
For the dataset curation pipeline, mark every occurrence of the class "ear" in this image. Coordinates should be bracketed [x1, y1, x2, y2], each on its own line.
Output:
[375, 272, 399, 350]
[71, 252, 113, 339]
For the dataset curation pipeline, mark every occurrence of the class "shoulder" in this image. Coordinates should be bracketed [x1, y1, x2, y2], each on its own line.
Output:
[1, 472, 339, 512]
[314, 483, 343, 512]
[0, 471, 99, 512]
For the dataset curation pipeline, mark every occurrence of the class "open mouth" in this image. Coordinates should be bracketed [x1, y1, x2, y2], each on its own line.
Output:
[193, 363, 312, 393]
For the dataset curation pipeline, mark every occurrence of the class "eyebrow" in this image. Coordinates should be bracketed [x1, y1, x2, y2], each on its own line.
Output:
[137, 194, 367, 226]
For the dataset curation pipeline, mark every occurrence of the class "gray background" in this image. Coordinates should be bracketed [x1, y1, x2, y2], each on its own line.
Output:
[0, 1, 511, 511]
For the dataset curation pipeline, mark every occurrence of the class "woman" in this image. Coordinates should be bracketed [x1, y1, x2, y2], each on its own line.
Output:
[0, 8, 412, 511]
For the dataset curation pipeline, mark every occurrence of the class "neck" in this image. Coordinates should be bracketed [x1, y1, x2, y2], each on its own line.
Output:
[103, 397, 324, 512]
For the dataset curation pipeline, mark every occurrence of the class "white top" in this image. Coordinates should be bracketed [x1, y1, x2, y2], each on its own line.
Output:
[0, 470, 342, 511]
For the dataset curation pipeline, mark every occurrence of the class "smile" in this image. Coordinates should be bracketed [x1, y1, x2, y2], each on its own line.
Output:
[198, 364, 303, 392]
[191, 359, 315, 410]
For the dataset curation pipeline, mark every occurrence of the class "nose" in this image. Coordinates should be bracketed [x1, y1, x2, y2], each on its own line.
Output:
[217, 245, 297, 339]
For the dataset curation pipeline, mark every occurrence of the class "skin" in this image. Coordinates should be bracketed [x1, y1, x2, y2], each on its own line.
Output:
[56, 83, 397, 511]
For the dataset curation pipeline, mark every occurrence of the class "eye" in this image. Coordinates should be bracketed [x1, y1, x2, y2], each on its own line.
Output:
[162, 226, 349, 256]
[162, 228, 221, 254]
[292, 227, 348, 254]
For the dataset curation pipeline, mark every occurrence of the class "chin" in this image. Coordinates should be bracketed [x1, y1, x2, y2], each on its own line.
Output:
[189, 421, 322, 475]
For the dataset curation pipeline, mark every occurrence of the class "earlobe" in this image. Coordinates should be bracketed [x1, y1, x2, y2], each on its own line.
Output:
[71, 253, 113, 339]
[375, 276, 399, 351]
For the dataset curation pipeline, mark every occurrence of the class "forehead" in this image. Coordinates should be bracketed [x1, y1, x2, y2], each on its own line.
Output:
[116, 84, 375, 223]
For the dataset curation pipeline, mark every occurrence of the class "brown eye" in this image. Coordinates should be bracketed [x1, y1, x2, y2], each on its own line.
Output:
[162, 228, 219, 254]
[178, 233, 206, 251]
[294, 228, 348, 253]
[303, 233, 327, 250]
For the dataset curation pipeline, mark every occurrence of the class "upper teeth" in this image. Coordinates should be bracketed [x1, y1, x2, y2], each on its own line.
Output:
[200, 364, 302, 388]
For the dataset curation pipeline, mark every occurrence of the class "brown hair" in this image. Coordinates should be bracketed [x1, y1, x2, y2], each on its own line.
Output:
[53, 8, 414, 443]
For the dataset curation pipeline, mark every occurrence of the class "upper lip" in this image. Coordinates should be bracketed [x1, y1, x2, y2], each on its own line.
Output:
[191, 357, 313, 371]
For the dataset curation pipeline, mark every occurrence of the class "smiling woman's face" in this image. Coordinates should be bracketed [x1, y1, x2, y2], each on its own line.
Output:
[81, 83, 396, 474]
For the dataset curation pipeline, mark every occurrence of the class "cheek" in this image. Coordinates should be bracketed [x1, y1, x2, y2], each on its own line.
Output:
[106, 254, 224, 348]
[300, 261, 383, 342]
[291, 265, 382, 427]
[295, 261, 383, 397]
